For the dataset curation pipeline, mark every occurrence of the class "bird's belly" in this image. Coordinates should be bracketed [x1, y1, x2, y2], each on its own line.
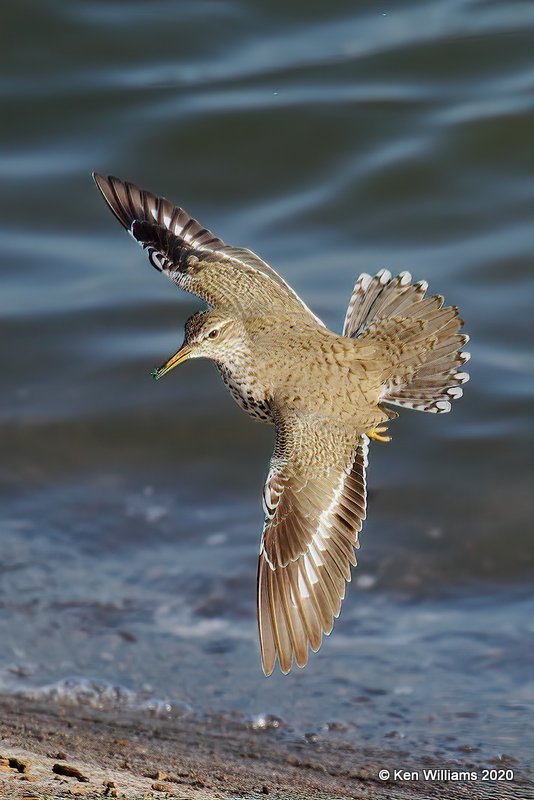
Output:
[217, 365, 273, 423]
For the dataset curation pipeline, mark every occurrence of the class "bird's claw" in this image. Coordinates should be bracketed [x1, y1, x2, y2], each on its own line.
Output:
[367, 425, 391, 443]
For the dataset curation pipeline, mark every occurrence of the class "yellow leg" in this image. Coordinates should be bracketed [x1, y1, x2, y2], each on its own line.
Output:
[366, 425, 391, 443]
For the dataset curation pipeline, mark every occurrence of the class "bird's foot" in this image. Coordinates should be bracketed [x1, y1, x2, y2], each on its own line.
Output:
[367, 425, 391, 443]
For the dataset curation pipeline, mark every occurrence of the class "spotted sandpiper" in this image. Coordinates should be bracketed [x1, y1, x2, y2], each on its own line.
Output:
[93, 173, 469, 675]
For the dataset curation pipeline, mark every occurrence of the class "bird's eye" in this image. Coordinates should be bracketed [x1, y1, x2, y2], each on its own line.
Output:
[208, 329, 219, 340]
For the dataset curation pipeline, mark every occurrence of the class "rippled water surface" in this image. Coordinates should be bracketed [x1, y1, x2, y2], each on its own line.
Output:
[1, 0, 533, 769]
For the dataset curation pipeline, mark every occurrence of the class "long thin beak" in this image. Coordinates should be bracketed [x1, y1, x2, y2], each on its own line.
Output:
[152, 343, 193, 380]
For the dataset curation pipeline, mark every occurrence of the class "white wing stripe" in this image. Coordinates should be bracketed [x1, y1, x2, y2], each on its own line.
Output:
[303, 554, 319, 585]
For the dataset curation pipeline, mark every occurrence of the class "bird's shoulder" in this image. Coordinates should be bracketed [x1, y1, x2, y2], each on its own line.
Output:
[243, 312, 327, 339]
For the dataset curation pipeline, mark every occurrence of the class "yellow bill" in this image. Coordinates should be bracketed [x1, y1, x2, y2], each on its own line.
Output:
[152, 344, 193, 380]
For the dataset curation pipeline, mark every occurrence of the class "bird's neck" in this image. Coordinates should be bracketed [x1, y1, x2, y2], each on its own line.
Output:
[215, 340, 271, 409]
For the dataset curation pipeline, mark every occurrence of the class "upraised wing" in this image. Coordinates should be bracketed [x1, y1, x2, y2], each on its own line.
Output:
[93, 173, 322, 322]
[258, 411, 368, 675]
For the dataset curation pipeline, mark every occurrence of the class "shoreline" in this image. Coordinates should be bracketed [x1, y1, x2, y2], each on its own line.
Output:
[0, 694, 530, 799]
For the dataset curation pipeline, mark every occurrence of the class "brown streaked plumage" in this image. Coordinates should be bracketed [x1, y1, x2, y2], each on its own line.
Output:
[93, 173, 470, 676]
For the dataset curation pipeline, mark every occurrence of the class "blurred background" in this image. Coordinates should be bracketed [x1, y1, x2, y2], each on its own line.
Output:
[1, 0, 532, 766]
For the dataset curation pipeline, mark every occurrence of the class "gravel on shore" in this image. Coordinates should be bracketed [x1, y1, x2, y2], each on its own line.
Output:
[0, 694, 530, 800]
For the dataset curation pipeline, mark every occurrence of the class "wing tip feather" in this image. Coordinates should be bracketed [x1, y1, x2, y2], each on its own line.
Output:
[257, 434, 369, 675]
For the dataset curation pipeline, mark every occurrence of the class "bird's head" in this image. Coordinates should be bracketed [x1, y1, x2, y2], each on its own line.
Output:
[152, 309, 245, 380]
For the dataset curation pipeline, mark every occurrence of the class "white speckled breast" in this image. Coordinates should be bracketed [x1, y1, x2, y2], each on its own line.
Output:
[217, 364, 273, 423]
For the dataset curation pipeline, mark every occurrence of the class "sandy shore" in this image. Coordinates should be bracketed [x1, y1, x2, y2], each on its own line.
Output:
[0, 694, 530, 800]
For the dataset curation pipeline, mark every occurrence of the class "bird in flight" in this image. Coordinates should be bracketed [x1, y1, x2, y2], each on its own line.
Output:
[93, 173, 469, 676]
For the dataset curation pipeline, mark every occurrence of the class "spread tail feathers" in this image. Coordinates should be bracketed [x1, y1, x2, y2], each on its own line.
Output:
[344, 270, 470, 414]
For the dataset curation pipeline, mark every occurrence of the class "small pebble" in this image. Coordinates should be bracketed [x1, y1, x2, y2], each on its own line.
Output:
[151, 781, 172, 792]
[48, 750, 67, 759]
[250, 714, 283, 730]
[457, 744, 478, 753]
[9, 757, 31, 773]
[52, 763, 89, 782]
[145, 770, 168, 780]
[325, 721, 348, 732]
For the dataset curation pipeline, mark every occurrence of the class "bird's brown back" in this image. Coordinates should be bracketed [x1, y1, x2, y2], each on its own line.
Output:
[242, 314, 388, 433]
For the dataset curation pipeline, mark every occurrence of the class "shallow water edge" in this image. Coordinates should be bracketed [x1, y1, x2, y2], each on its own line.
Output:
[1, 694, 531, 800]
